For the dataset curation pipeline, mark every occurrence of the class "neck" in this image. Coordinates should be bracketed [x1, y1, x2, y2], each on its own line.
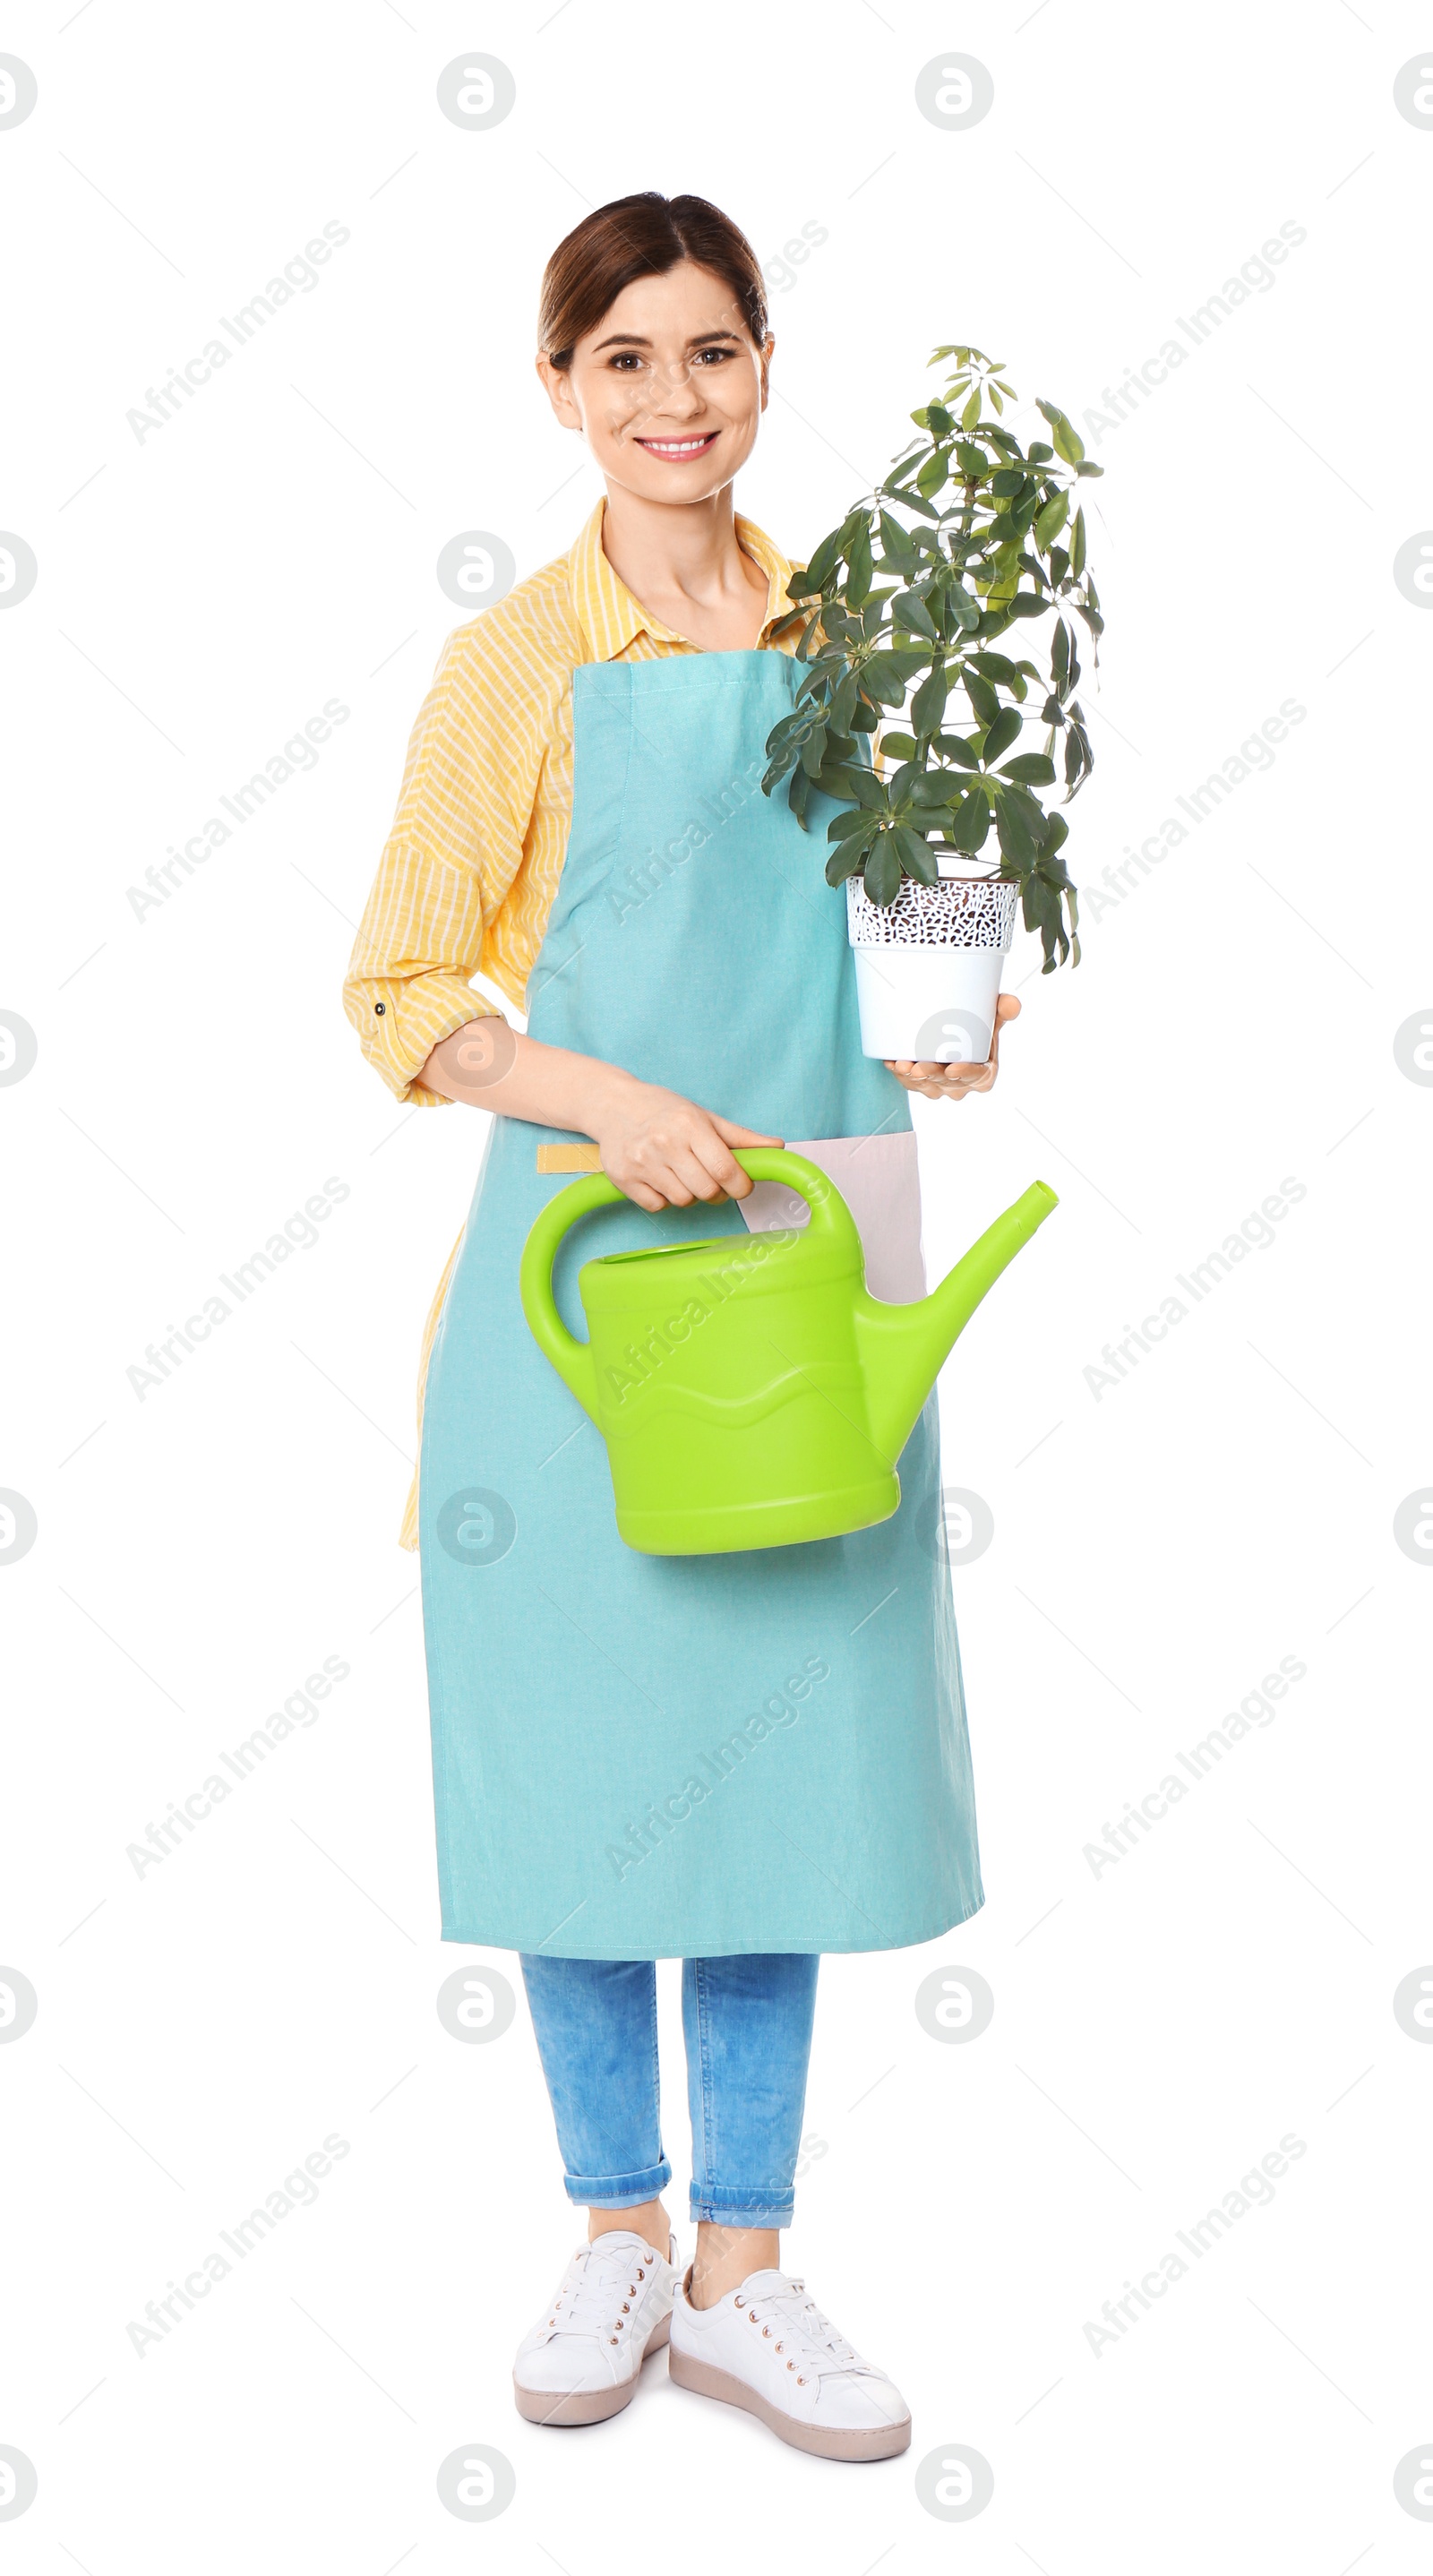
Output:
[598, 482, 754, 613]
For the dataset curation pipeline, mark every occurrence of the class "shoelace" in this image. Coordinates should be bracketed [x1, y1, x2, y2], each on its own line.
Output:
[734, 2277, 877, 2383]
[545, 2239, 659, 2348]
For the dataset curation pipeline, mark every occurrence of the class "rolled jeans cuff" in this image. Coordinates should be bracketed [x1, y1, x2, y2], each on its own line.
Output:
[689, 2182, 795, 2228]
[562, 2156, 672, 2211]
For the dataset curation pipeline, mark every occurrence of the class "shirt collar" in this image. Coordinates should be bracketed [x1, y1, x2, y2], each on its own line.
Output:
[568, 498, 797, 661]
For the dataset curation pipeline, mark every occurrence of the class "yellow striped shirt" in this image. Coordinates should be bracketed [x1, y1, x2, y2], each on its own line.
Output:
[344, 498, 799, 1546]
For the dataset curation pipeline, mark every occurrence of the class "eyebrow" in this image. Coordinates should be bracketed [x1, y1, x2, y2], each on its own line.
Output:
[589, 328, 743, 354]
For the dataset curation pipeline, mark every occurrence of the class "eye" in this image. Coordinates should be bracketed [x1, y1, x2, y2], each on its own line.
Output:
[608, 351, 646, 371]
[694, 347, 734, 365]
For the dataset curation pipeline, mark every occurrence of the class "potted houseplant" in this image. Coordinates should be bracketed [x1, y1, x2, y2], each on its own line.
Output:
[763, 345, 1104, 1064]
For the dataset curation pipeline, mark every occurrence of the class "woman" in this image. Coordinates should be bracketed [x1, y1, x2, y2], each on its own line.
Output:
[344, 193, 1017, 2463]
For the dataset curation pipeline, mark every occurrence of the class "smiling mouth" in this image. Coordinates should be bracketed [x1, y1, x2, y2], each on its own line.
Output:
[632, 432, 719, 460]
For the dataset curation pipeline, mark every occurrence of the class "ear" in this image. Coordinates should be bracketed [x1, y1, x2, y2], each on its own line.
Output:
[758, 332, 774, 411]
[536, 352, 583, 433]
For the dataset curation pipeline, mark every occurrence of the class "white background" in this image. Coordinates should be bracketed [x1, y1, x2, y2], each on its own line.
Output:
[4, 0, 1431, 2564]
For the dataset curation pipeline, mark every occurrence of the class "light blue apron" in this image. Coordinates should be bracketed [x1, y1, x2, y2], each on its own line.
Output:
[419, 648, 983, 1958]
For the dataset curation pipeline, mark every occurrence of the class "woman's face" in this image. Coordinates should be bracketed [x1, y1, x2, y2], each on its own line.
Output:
[538, 259, 771, 505]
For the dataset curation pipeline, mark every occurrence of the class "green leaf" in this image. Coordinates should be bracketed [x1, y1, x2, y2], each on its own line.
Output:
[798, 726, 828, 777]
[945, 582, 982, 632]
[804, 528, 844, 588]
[1022, 870, 1055, 933]
[1028, 441, 1054, 463]
[911, 769, 956, 807]
[863, 836, 903, 906]
[960, 388, 981, 431]
[947, 791, 991, 853]
[991, 468, 1025, 498]
[932, 731, 981, 768]
[859, 659, 910, 708]
[994, 791, 1038, 869]
[893, 588, 940, 640]
[1034, 490, 1069, 550]
[831, 669, 861, 734]
[926, 402, 955, 436]
[1036, 399, 1085, 465]
[916, 448, 950, 499]
[862, 647, 929, 704]
[828, 807, 874, 839]
[877, 511, 918, 571]
[999, 752, 1057, 785]
[828, 761, 888, 811]
[890, 823, 939, 883]
[845, 520, 873, 607]
[1003, 592, 1051, 621]
[1003, 777, 1045, 820]
[982, 706, 1023, 764]
[963, 669, 1001, 730]
[1070, 506, 1087, 578]
[788, 766, 811, 829]
[1074, 459, 1104, 477]
[825, 837, 871, 886]
[878, 730, 917, 762]
[954, 440, 987, 478]
[911, 664, 948, 734]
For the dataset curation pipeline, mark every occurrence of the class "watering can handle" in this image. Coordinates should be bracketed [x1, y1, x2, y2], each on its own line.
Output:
[518, 1148, 848, 1423]
[519, 1168, 622, 1424]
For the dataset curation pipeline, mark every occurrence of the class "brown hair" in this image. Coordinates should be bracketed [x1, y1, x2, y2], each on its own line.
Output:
[537, 193, 768, 369]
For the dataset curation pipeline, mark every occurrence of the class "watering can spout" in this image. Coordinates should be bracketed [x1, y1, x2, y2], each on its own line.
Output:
[858, 1181, 1059, 1466]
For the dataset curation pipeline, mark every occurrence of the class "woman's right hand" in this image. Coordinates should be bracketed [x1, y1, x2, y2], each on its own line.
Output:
[591, 1070, 782, 1214]
[418, 1024, 780, 1213]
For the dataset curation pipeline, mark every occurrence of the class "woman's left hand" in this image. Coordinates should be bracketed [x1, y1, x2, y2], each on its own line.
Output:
[886, 992, 1021, 1101]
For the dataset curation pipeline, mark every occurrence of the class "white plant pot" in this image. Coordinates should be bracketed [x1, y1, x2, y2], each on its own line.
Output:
[846, 862, 1018, 1064]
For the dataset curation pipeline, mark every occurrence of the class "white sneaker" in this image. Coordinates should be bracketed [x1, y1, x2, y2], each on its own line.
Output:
[512, 2229, 678, 2426]
[668, 2265, 911, 2461]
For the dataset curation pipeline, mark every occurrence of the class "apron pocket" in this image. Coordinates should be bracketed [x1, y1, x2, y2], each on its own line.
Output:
[737, 1131, 926, 1304]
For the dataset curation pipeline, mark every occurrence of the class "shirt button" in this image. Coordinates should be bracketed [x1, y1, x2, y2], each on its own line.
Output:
[373, 1001, 386, 1016]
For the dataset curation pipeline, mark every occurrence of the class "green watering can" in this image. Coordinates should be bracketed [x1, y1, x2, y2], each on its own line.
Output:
[519, 1148, 1058, 1557]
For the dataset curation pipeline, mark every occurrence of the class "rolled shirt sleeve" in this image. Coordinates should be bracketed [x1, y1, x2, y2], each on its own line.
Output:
[343, 624, 537, 1105]
[343, 840, 499, 1106]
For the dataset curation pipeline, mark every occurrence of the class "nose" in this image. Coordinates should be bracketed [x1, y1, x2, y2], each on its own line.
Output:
[634, 360, 706, 427]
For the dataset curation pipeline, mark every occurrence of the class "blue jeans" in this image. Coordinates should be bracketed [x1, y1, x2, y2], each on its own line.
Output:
[519, 1953, 819, 2228]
